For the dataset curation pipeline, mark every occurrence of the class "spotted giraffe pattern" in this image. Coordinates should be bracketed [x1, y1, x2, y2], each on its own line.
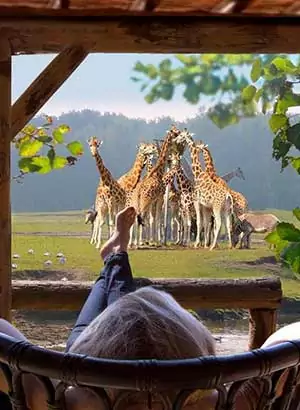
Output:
[201, 146, 248, 217]
[175, 131, 233, 250]
[88, 137, 126, 245]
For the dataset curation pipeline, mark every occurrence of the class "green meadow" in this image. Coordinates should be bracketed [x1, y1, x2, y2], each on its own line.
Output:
[11, 209, 300, 299]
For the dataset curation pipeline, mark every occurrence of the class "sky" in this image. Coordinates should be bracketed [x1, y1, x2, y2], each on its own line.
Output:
[12, 53, 203, 121]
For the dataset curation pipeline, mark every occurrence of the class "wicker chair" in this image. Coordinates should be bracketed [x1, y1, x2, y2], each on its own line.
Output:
[0, 333, 300, 410]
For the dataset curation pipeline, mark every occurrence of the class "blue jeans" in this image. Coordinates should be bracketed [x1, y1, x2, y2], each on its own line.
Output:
[0, 252, 134, 410]
[66, 251, 135, 350]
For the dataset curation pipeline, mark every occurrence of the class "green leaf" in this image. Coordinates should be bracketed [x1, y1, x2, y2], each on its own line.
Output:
[66, 141, 84, 156]
[281, 243, 300, 275]
[293, 208, 300, 222]
[277, 222, 300, 242]
[37, 135, 52, 143]
[57, 124, 71, 134]
[265, 230, 281, 245]
[271, 56, 297, 74]
[242, 85, 257, 103]
[19, 139, 43, 157]
[254, 88, 263, 102]
[250, 58, 262, 82]
[52, 129, 64, 143]
[18, 157, 41, 173]
[22, 124, 37, 136]
[291, 157, 300, 173]
[160, 83, 174, 101]
[159, 59, 172, 72]
[287, 124, 300, 150]
[47, 148, 56, 166]
[37, 128, 48, 137]
[53, 156, 68, 170]
[31, 156, 52, 174]
[269, 114, 288, 133]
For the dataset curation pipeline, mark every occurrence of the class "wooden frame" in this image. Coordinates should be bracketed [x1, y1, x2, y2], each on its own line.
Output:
[12, 277, 281, 349]
[0, 2, 299, 331]
[0, 37, 11, 321]
[1, 15, 300, 54]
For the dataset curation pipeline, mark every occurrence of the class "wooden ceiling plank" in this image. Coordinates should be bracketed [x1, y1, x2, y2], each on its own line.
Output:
[2, 15, 300, 55]
[129, 0, 160, 11]
[11, 45, 88, 139]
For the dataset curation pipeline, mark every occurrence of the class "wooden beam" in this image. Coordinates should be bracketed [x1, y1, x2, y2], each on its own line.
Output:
[2, 15, 300, 54]
[248, 308, 277, 349]
[129, 0, 160, 12]
[12, 277, 282, 310]
[11, 45, 88, 139]
[0, 36, 11, 321]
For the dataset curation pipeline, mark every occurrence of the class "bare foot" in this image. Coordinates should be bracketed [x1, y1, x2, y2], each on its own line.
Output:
[100, 207, 136, 260]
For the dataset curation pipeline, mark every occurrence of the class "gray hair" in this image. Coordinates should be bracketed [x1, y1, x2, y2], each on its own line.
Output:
[70, 287, 215, 360]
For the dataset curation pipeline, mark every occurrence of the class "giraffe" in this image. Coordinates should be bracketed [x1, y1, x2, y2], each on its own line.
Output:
[118, 142, 158, 204]
[130, 126, 180, 245]
[200, 145, 248, 218]
[88, 137, 126, 247]
[168, 181, 182, 244]
[221, 167, 245, 183]
[174, 130, 233, 250]
[129, 146, 159, 247]
[172, 154, 197, 246]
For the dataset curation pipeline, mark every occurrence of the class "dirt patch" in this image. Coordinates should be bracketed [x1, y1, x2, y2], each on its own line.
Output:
[12, 311, 73, 350]
[12, 269, 89, 281]
[225, 255, 280, 275]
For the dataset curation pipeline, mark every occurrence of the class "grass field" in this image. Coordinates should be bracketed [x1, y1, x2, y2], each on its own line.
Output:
[11, 208, 300, 298]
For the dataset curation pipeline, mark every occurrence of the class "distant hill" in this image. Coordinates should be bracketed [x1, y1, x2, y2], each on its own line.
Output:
[11, 110, 299, 212]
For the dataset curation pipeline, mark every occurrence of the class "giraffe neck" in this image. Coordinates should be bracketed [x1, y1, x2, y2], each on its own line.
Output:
[151, 132, 173, 178]
[186, 141, 204, 183]
[145, 156, 154, 176]
[93, 151, 115, 186]
[162, 166, 177, 187]
[176, 165, 192, 192]
[202, 147, 216, 176]
[221, 169, 237, 183]
[118, 152, 146, 190]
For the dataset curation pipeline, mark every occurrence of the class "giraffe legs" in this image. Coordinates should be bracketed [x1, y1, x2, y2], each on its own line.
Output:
[156, 198, 164, 245]
[224, 211, 233, 249]
[210, 210, 222, 250]
[193, 200, 203, 248]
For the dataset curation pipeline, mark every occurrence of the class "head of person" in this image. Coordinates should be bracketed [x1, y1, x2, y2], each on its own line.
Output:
[69, 287, 216, 409]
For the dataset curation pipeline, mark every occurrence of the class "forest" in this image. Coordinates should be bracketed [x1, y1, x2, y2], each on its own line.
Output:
[11, 109, 299, 213]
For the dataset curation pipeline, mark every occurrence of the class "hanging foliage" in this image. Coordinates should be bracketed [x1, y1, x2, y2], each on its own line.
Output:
[12, 115, 84, 182]
[132, 53, 300, 276]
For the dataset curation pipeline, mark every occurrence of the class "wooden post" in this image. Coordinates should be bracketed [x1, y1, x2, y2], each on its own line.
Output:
[248, 308, 278, 350]
[0, 37, 12, 321]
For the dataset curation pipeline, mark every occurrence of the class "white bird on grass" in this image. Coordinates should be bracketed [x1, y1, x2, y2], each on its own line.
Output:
[12, 254, 20, 259]
[28, 249, 34, 255]
[56, 252, 64, 258]
[44, 252, 50, 257]
[12, 264, 18, 269]
[44, 260, 53, 267]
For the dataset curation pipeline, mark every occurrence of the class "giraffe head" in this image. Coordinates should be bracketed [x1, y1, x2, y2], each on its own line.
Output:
[195, 140, 208, 152]
[87, 137, 103, 157]
[173, 128, 194, 148]
[236, 167, 245, 180]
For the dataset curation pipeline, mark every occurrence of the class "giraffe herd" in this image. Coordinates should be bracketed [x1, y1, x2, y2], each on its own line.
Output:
[86, 125, 248, 251]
